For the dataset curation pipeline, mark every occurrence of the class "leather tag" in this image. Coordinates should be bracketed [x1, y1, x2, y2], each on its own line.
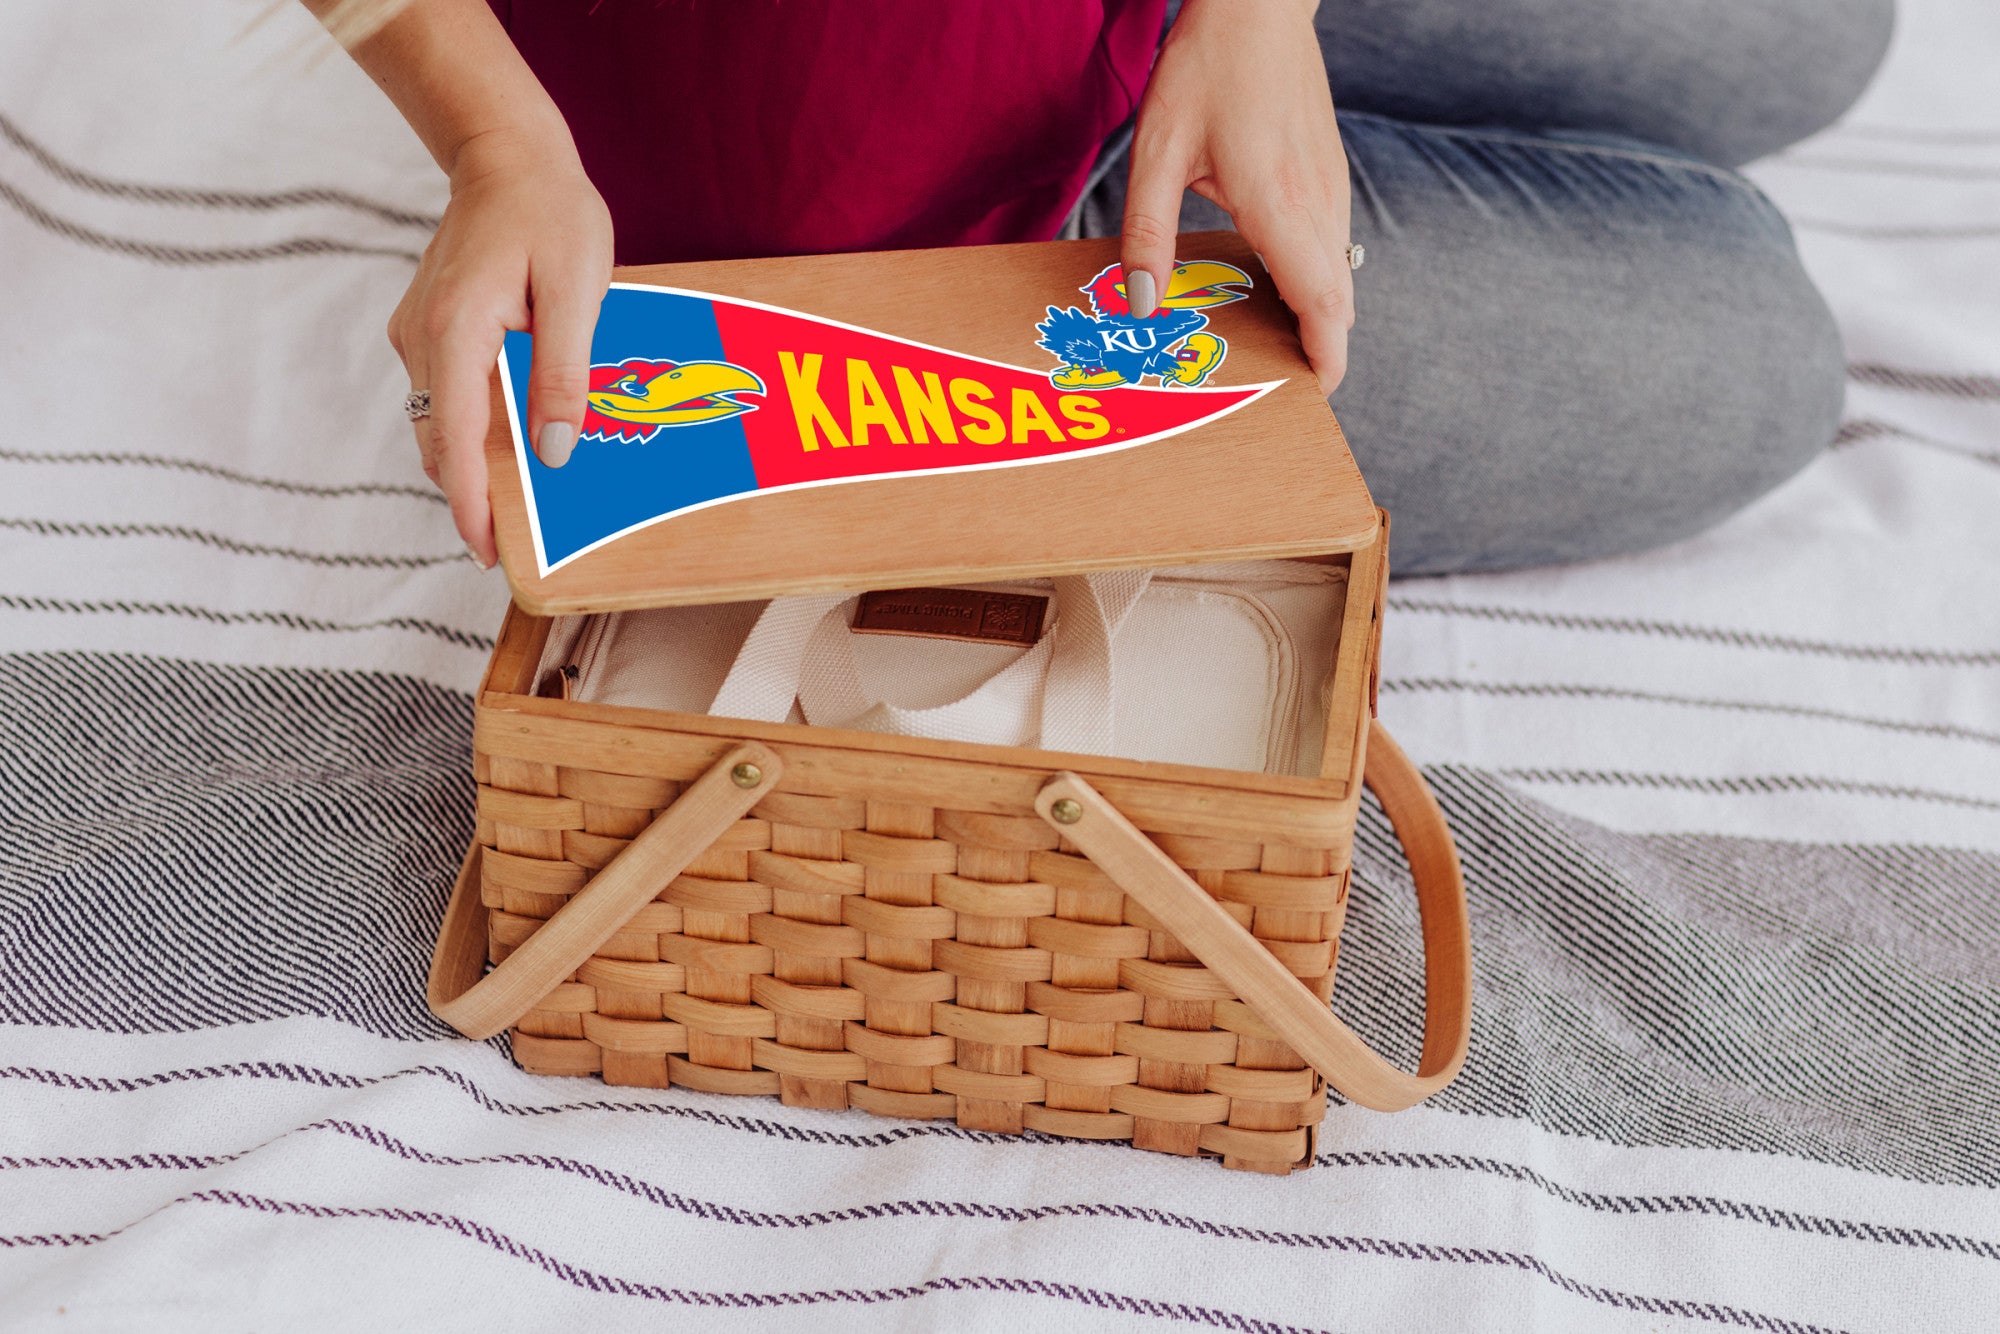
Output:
[852, 587, 1048, 646]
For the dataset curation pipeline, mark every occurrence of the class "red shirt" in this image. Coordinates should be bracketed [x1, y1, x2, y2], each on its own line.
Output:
[490, 1, 1166, 265]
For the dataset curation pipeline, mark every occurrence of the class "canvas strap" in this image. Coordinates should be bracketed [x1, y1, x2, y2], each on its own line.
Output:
[705, 571, 1152, 755]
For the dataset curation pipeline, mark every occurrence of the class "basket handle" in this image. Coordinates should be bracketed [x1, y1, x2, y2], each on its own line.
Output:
[1032, 719, 1471, 1112]
[427, 742, 783, 1041]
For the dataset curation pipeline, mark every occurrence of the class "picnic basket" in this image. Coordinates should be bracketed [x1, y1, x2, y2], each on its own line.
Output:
[426, 233, 1472, 1175]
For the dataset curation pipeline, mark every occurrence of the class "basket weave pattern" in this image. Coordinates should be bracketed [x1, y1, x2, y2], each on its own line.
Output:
[476, 756, 1347, 1175]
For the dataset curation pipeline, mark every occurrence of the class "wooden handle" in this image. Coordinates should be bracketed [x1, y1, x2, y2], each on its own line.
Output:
[1034, 719, 1471, 1112]
[427, 742, 783, 1041]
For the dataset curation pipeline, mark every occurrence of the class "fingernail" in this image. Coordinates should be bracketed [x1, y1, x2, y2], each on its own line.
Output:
[1126, 268, 1157, 318]
[537, 421, 576, 468]
[465, 543, 494, 570]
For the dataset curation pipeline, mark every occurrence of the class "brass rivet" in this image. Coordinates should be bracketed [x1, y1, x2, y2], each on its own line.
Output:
[731, 762, 763, 789]
[1049, 798, 1083, 825]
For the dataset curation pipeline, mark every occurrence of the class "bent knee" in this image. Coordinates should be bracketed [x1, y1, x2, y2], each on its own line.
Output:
[1318, 0, 1895, 168]
[1335, 158, 1845, 576]
[1707, 0, 1896, 165]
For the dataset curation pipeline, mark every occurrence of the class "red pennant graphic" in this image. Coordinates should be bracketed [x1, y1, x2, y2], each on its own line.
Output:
[500, 284, 1281, 573]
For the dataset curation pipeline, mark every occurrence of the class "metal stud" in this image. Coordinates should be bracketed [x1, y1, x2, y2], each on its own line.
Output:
[1048, 797, 1083, 825]
[731, 762, 763, 789]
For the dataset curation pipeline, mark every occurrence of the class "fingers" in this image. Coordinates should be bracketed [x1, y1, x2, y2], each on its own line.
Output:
[376, 158, 610, 573]
[411, 374, 439, 488]
[524, 261, 604, 468]
[1240, 188, 1352, 397]
[1120, 126, 1192, 319]
[393, 254, 502, 566]
[388, 283, 443, 487]
[427, 312, 501, 568]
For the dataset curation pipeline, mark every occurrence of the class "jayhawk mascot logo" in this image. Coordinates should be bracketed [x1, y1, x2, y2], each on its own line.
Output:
[582, 358, 765, 445]
[1035, 260, 1252, 391]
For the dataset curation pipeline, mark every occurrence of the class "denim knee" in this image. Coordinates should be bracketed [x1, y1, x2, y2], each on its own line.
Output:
[1072, 121, 1846, 576]
[1318, 0, 1896, 168]
[1325, 125, 1846, 575]
[1706, 0, 1896, 165]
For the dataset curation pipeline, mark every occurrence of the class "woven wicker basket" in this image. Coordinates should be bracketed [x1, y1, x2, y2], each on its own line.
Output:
[426, 236, 1471, 1175]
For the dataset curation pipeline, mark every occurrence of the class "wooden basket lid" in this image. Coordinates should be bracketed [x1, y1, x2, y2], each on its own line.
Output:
[484, 231, 1376, 614]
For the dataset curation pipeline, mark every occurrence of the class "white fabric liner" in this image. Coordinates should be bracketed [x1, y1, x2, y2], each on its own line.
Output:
[534, 561, 1348, 776]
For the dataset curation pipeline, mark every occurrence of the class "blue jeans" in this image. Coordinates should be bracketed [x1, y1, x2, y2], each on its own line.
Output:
[1073, 0, 1894, 575]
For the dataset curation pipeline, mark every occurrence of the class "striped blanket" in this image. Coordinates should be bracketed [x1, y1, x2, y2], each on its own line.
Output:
[3, 3, 1996, 1330]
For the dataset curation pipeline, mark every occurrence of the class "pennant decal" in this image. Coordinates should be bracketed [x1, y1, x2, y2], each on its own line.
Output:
[499, 283, 1280, 574]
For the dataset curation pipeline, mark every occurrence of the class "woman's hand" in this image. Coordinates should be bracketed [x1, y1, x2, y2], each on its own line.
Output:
[1121, 0, 1352, 395]
[308, 0, 611, 567]
[388, 130, 612, 566]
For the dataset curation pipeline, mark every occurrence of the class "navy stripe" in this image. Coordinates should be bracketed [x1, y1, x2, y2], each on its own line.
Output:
[0, 1188, 1851, 1334]
[1498, 766, 2000, 813]
[0, 107, 438, 228]
[0, 446, 448, 504]
[0, 515, 461, 568]
[1847, 362, 2000, 400]
[0, 176, 421, 265]
[1380, 677, 2000, 747]
[1315, 1151, 2000, 1263]
[1387, 597, 2000, 667]
[0, 596, 490, 649]
[0, 1060, 1012, 1148]
[8, 1109, 1995, 1264]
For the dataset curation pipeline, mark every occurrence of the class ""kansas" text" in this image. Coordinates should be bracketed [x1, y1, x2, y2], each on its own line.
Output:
[778, 352, 1108, 451]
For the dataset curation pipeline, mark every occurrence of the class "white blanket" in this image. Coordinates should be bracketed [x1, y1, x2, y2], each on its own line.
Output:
[3, 4, 1997, 1332]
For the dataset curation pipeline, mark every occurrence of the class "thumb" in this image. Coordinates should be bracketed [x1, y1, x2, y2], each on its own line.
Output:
[1119, 137, 1189, 318]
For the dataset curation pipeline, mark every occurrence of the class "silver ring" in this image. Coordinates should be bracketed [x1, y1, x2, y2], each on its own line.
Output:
[404, 389, 431, 421]
[1346, 244, 1365, 271]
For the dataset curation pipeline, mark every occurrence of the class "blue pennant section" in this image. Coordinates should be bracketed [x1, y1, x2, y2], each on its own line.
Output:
[503, 288, 759, 570]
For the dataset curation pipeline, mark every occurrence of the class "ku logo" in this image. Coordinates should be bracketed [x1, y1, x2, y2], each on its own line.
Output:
[1035, 260, 1252, 391]
[581, 357, 766, 445]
